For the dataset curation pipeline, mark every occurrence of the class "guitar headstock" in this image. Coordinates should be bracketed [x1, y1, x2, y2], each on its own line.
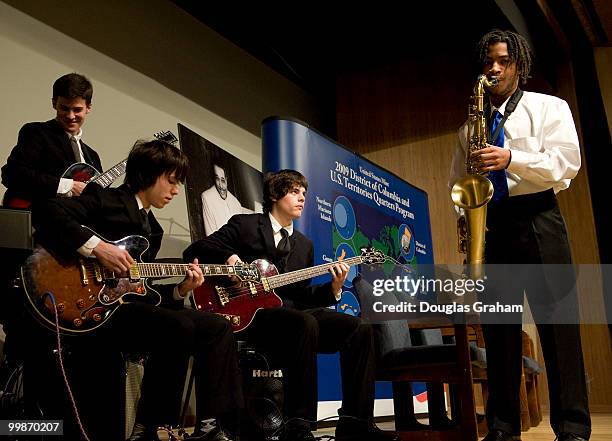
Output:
[234, 263, 261, 282]
[154, 130, 178, 145]
[360, 248, 386, 265]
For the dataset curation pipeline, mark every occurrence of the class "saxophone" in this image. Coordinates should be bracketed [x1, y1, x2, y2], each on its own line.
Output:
[451, 74, 497, 275]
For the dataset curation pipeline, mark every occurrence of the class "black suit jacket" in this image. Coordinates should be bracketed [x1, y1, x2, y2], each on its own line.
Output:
[32, 184, 177, 306]
[184, 213, 337, 309]
[2, 119, 102, 204]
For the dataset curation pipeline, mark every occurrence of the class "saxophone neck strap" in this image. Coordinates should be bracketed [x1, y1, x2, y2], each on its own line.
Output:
[487, 88, 523, 144]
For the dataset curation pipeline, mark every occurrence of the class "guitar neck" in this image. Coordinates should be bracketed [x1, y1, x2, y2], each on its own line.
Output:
[135, 262, 239, 279]
[89, 159, 127, 187]
[266, 256, 363, 289]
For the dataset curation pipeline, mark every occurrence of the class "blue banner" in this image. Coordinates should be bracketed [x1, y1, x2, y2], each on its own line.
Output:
[262, 117, 434, 410]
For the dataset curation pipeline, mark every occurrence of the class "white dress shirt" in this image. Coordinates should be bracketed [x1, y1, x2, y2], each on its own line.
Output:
[449, 91, 581, 196]
[268, 212, 294, 246]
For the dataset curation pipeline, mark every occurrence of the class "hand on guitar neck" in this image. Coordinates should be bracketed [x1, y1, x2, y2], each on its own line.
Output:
[92, 242, 204, 296]
[226, 254, 244, 284]
[177, 258, 204, 297]
[329, 262, 350, 298]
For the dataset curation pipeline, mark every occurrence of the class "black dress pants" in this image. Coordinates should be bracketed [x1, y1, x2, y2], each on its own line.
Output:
[103, 304, 243, 427]
[19, 302, 242, 439]
[243, 307, 376, 427]
[482, 190, 590, 438]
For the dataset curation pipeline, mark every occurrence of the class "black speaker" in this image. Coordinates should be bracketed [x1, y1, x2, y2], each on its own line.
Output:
[0, 208, 32, 251]
[239, 345, 284, 441]
[0, 208, 33, 325]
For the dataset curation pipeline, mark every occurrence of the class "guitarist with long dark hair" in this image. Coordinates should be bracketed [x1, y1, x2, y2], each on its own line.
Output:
[184, 170, 399, 441]
[29, 139, 242, 441]
[2, 73, 102, 208]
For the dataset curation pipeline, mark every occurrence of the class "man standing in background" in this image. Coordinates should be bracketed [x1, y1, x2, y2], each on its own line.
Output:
[2, 73, 102, 207]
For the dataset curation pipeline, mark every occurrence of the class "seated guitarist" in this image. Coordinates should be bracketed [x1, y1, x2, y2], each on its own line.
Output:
[32, 139, 242, 441]
[184, 170, 399, 441]
[2, 73, 103, 208]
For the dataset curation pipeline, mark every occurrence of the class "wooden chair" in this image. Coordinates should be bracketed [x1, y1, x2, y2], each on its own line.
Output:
[376, 320, 478, 441]
[467, 325, 542, 434]
[353, 275, 478, 441]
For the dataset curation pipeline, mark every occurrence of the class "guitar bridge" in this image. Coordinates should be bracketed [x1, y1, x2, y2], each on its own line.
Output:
[78, 258, 89, 286]
[215, 286, 229, 306]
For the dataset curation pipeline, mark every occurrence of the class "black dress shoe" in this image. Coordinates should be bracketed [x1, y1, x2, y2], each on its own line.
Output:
[126, 424, 161, 441]
[283, 424, 315, 441]
[335, 419, 400, 441]
[187, 426, 234, 441]
[482, 429, 519, 441]
[557, 433, 588, 441]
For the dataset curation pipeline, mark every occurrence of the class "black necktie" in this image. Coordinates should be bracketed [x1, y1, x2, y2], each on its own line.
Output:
[277, 228, 291, 256]
[276, 228, 291, 272]
[140, 208, 151, 237]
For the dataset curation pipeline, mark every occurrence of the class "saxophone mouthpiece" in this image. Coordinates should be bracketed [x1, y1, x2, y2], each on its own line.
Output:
[489, 76, 499, 86]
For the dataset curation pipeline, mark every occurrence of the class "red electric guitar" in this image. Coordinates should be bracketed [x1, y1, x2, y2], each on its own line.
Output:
[192, 248, 386, 332]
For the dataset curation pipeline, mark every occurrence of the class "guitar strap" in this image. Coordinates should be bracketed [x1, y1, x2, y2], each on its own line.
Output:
[487, 88, 524, 144]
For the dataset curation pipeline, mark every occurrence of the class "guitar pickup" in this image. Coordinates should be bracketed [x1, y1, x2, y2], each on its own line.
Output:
[129, 263, 140, 282]
[93, 262, 103, 283]
[215, 286, 229, 306]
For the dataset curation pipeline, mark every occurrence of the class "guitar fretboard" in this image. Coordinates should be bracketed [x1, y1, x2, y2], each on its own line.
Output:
[266, 256, 364, 289]
[136, 263, 246, 279]
[90, 159, 127, 188]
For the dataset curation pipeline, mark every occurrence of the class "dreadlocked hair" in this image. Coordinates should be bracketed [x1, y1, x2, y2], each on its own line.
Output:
[475, 29, 533, 85]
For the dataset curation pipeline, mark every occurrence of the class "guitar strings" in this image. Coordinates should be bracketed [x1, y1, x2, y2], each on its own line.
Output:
[215, 261, 387, 301]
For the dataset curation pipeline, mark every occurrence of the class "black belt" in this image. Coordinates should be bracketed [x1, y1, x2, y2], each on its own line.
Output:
[487, 188, 557, 223]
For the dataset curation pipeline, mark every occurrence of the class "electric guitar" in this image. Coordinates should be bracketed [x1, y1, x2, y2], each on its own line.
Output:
[192, 248, 386, 333]
[4, 131, 177, 209]
[20, 229, 260, 335]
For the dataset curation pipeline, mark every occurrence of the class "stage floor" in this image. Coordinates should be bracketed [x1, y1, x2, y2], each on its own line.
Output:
[159, 413, 611, 440]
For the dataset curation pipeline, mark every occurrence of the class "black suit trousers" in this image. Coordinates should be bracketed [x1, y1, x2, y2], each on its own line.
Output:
[20, 303, 242, 440]
[102, 304, 243, 426]
[243, 307, 376, 427]
[481, 191, 590, 438]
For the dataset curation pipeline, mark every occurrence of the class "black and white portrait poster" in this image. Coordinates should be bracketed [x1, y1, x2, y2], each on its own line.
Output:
[178, 123, 263, 241]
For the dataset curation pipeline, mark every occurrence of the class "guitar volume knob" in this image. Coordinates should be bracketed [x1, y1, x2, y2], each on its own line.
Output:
[76, 299, 85, 309]
[73, 318, 83, 327]
[92, 313, 102, 322]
